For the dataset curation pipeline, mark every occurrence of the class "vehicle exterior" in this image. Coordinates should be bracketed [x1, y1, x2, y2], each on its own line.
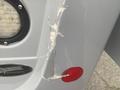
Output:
[0, 0, 120, 90]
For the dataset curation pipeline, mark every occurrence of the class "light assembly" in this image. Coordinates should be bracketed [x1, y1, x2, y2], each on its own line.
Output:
[0, 0, 30, 45]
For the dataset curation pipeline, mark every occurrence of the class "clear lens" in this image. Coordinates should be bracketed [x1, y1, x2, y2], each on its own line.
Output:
[0, 0, 21, 38]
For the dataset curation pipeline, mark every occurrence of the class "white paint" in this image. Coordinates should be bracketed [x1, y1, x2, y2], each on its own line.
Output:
[0, 0, 120, 90]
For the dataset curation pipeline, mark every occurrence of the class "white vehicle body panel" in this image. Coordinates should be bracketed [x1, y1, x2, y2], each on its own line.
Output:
[0, 0, 120, 90]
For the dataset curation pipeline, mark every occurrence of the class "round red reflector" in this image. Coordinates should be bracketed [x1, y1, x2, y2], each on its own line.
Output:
[62, 67, 84, 83]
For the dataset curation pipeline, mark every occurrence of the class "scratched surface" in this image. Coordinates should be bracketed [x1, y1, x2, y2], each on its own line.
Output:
[87, 52, 120, 90]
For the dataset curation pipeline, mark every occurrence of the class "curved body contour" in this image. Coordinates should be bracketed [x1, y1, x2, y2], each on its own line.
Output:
[0, 0, 120, 90]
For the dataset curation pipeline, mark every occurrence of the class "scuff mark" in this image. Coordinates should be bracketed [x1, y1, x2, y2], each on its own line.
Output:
[43, 74, 70, 80]
[49, 0, 67, 52]
[42, 0, 69, 80]
[39, 0, 67, 59]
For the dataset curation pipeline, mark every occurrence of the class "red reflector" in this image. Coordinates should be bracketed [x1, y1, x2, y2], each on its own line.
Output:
[62, 67, 84, 83]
